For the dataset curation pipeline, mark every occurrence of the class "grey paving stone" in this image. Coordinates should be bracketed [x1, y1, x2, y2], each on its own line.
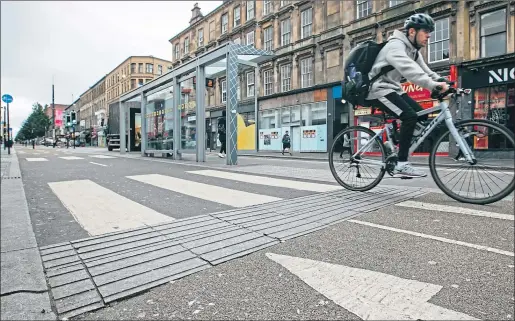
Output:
[222, 211, 281, 225]
[39, 243, 73, 257]
[231, 213, 288, 228]
[40, 249, 76, 262]
[188, 231, 265, 255]
[88, 245, 187, 277]
[78, 235, 169, 260]
[39, 241, 70, 251]
[268, 223, 328, 240]
[241, 215, 315, 232]
[156, 221, 234, 240]
[48, 268, 90, 288]
[201, 236, 279, 264]
[52, 279, 96, 300]
[170, 225, 242, 244]
[92, 250, 196, 286]
[59, 302, 104, 320]
[71, 227, 154, 247]
[45, 263, 85, 278]
[182, 228, 255, 251]
[54, 289, 102, 314]
[150, 215, 219, 231]
[75, 231, 166, 254]
[1, 248, 50, 294]
[42, 253, 80, 269]
[0, 292, 56, 320]
[102, 264, 209, 304]
[97, 257, 208, 298]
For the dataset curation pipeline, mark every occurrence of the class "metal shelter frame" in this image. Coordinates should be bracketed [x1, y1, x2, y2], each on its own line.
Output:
[118, 43, 274, 165]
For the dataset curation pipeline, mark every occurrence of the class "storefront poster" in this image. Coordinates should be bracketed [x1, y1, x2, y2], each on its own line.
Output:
[402, 82, 432, 101]
[258, 128, 282, 151]
[237, 113, 256, 151]
[300, 125, 327, 152]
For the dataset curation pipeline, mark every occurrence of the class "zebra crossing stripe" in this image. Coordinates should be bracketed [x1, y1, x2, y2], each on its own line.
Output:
[26, 158, 48, 162]
[48, 179, 174, 236]
[59, 156, 84, 160]
[396, 201, 514, 221]
[188, 170, 341, 192]
[127, 174, 282, 208]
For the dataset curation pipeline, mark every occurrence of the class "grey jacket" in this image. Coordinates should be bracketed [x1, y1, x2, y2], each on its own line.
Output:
[366, 30, 441, 100]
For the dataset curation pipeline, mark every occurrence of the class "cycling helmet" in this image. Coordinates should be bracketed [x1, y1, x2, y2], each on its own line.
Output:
[404, 13, 435, 32]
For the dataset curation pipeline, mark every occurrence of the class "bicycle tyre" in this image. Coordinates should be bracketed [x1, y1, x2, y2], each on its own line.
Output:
[329, 126, 387, 192]
[429, 119, 515, 204]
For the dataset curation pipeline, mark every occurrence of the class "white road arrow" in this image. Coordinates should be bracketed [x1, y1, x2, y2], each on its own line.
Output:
[266, 253, 478, 320]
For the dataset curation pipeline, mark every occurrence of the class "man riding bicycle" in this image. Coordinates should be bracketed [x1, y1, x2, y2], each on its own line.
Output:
[366, 13, 449, 178]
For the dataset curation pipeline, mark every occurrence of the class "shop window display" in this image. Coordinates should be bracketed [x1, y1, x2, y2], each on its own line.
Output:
[145, 89, 174, 151]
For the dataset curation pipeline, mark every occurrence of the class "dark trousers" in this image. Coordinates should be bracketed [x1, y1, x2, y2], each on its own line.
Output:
[367, 93, 425, 162]
[219, 135, 226, 154]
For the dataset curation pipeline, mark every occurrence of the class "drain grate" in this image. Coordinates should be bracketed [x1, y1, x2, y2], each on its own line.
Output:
[39, 187, 428, 319]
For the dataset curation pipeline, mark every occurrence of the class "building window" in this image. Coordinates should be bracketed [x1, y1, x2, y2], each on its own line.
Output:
[300, 58, 313, 88]
[157, 65, 163, 75]
[175, 44, 180, 59]
[237, 76, 241, 100]
[146, 63, 153, 74]
[138, 63, 143, 73]
[234, 7, 241, 27]
[356, 0, 372, 19]
[428, 18, 450, 63]
[138, 79, 144, 87]
[221, 13, 228, 34]
[221, 80, 227, 103]
[198, 29, 203, 46]
[234, 37, 241, 45]
[246, 31, 255, 46]
[480, 9, 507, 58]
[389, 0, 405, 6]
[264, 26, 273, 51]
[301, 8, 312, 39]
[264, 69, 273, 95]
[131, 63, 136, 74]
[281, 0, 291, 7]
[281, 19, 291, 46]
[263, 0, 272, 16]
[247, 1, 254, 20]
[247, 72, 255, 97]
[184, 37, 189, 54]
[280, 64, 291, 92]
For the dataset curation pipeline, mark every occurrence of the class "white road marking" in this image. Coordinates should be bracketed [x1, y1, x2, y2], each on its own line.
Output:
[348, 219, 514, 257]
[89, 162, 107, 167]
[26, 158, 48, 162]
[266, 253, 478, 320]
[188, 169, 341, 192]
[18, 151, 26, 154]
[59, 156, 84, 160]
[89, 155, 116, 159]
[127, 174, 281, 207]
[48, 179, 174, 236]
[396, 200, 514, 220]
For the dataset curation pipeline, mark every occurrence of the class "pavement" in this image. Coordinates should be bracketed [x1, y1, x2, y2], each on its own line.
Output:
[3, 144, 515, 320]
[0, 147, 56, 320]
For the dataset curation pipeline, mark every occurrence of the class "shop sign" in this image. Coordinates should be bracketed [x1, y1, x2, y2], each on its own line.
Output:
[354, 108, 372, 116]
[402, 82, 431, 101]
[461, 62, 515, 88]
[188, 115, 196, 122]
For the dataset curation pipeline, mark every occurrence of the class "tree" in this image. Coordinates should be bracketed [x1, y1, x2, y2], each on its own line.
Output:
[15, 103, 52, 141]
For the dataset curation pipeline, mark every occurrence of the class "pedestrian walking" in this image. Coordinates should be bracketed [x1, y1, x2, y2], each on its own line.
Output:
[339, 132, 352, 158]
[217, 110, 227, 158]
[282, 131, 292, 156]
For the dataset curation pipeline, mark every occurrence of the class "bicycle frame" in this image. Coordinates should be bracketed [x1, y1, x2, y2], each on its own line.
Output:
[351, 97, 477, 168]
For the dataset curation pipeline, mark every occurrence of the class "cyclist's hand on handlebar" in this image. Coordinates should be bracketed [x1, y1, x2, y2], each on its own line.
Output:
[436, 82, 449, 93]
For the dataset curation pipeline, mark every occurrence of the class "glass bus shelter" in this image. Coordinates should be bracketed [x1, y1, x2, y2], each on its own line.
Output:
[118, 43, 274, 165]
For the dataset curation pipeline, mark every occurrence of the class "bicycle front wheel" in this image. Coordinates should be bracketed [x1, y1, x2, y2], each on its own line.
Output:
[329, 126, 386, 192]
[429, 119, 514, 204]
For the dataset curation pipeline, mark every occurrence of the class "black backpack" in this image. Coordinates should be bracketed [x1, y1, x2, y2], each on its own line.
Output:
[341, 40, 418, 108]
[217, 118, 226, 135]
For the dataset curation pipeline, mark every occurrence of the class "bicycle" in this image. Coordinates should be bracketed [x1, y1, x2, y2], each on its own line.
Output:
[329, 84, 514, 205]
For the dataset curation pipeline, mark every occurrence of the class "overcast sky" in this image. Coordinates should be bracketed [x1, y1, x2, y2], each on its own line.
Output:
[1, 1, 222, 137]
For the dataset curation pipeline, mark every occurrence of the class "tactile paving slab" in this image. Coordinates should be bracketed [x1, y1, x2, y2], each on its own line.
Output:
[39, 186, 427, 319]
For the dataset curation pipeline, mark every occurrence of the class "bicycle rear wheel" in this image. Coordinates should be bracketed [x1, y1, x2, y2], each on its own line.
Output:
[429, 119, 514, 204]
[329, 126, 387, 191]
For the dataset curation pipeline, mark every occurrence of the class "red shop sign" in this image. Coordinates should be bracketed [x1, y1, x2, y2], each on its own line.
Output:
[402, 82, 431, 101]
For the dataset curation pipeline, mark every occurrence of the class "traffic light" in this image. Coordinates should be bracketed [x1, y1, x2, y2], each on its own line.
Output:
[71, 111, 76, 125]
[66, 113, 71, 127]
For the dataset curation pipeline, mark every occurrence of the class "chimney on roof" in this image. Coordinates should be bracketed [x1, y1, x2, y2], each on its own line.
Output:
[190, 2, 203, 25]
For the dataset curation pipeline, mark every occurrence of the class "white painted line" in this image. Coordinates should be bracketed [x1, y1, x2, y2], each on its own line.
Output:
[396, 200, 514, 221]
[188, 169, 342, 192]
[89, 155, 116, 159]
[127, 174, 281, 208]
[266, 253, 478, 320]
[18, 151, 26, 154]
[348, 219, 514, 257]
[26, 158, 48, 162]
[59, 156, 84, 160]
[89, 162, 107, 167]
[48, 179, 174, 236]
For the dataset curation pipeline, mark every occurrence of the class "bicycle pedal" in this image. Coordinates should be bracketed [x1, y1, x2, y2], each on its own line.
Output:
[400, 177, 414, 180]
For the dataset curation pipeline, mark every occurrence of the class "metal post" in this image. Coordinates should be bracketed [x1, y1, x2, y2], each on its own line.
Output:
[225, 45, 238, 165]
[119, 101, 126, 154]
[173, 78, 181, 160]
[3, 106, 6, 150]
[140, 93, 147, 156]
[52, 82, 55, 147]
[7, 103, 10, 155]
[254, 66, 259, 152]
[196, 64, 206, 162]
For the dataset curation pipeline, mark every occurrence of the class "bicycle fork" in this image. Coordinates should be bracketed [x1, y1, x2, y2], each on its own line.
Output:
[444, 109, 476, 164]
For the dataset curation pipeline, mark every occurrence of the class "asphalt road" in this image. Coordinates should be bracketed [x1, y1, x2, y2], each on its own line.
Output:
[14, 145, 515, 320]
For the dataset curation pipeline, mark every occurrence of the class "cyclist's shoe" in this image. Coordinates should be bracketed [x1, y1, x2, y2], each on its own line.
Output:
[393, 162, 427, 178]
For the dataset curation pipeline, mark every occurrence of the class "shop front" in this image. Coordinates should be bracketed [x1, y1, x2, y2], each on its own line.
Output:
[459, 55, 514, 155]
[258, 90, 328, 153]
